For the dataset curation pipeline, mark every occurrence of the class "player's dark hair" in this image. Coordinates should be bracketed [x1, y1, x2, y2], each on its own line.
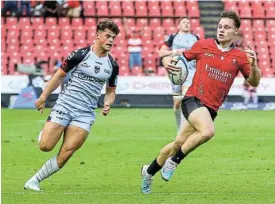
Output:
[220, 10, 241, 28]
[96, 19, 120, 35]
[178, 16, 190, 24]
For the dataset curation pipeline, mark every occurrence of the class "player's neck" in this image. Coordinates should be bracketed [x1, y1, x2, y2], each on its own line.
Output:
[178, 30, 190, 34]
[92, 43, 108, 58]
[219, 40, 234, 48]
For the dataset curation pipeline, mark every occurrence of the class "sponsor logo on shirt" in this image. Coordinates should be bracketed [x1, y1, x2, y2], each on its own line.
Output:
[95, 66, 100, 74]
[205, 64, 232, 83]
[95, 61, 102, 65]
[82, 62, 90, 68]
[77, 73, 105, 84]
[204, 53, 214, 58]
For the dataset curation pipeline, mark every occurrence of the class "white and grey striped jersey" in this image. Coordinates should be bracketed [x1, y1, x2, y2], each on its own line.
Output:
[57, 46, 119, 111]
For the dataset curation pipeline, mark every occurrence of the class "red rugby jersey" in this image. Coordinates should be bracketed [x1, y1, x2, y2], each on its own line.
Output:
[183, 39, 251, 111]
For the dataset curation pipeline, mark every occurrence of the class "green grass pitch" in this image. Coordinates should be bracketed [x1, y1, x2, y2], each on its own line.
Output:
[2, 108, 275, 204]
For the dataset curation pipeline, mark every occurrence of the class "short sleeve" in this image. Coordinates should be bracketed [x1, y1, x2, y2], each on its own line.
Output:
[239, 55, 251, 79]
[164, 34, 175, 48]
[107, 55, 119, 87]
[60, 47, 89, 73]
[182, 41, 201, 61]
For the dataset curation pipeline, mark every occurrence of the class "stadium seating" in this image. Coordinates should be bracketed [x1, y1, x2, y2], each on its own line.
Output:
[2, 0, 274, 77]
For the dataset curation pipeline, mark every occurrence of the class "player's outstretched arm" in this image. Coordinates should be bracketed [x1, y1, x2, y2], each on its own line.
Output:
[159, 45, 183, 58]
[102, 87, 116, 116]
[35, 69, 66, 113]
[245, 46, 261, 87]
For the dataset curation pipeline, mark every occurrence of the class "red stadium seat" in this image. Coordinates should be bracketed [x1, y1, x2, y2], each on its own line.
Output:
[136, 18, 148, 28]
[141, 27, 152, 40]
[239, 7, 252, 18]
[162, 18, 174, 29]
[174, 1, 187, 17]
[6, 29, 20, 42]
[45, 17, 57, 26]
[85, 18, 96, 29]
[48, 30, 60, 41]
[193, 27, 205, 39]
[60, 29, 73, 42]
[123, 4, 135, 16]
[71, 18, 83, 28]
[131, 66, 143, 76]
[223, 1, 237, 10]
[266, 6, 275, 18]
[6, 17, 17, 25]
[83, 1, 96, 16]
[253, 20, 264, 28]
[34, 29, 47, 42]
[48, 38, 60, 47]
[18, 17, 31, 26]
[124, 18, 135, 27]
[74, 30, 86, 41]
[188, 6, 200, 18]
[135, 1, 148, 17]
[119, 66, 130, 76]
[161, 0, 173, 16]
[30, 17, 43, 26]
[251, 2, 265, 18]
[109, 1, 122, 17]
[58, 18, 70, 26]
[112, 18, 122, 27]
[149, 18, 161, 28]
[96, 1, 109, 16]
[190, 19, 200, 29]
[148, 4, 161, 17]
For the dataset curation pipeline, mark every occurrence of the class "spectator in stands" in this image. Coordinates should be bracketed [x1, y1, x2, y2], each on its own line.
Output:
[1, 1, 18, 17]
[43, 0, 59, 17]
[66, 0, 82, 17]
[243, 80, 258, 106]
[32, 1, 44, 17]
[19, 0, 31, 17]
[123, 18, 143, 71]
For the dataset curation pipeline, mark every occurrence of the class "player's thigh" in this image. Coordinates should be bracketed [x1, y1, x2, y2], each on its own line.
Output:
[175, 120, 196, 146]
[182, 96, 216, 135]
[60, 125, 89, 153]
[41, 122, 66, 146]
[41, 104, 72, 147]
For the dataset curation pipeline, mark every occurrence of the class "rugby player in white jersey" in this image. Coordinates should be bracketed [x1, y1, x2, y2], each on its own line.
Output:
[159, 17, 199, 132]
[24, 19, 120, 191]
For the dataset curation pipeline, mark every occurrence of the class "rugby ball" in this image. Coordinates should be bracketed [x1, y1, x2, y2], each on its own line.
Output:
[168, 55, 188, 85]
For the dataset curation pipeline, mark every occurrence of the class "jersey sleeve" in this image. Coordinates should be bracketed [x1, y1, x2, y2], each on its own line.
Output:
[107, 55, 119, 88]
[182, 40, 201, 61]
[239, 55, 251, 79]
[164, 34, 174, 48]
[60, 47, 89, 73]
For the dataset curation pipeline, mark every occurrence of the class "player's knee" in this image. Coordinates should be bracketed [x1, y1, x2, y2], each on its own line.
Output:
[39, 142, 54, 152]
[174, 138, 185, 147]
[201, 127, 215, 141]
[174, 101, 181, 110]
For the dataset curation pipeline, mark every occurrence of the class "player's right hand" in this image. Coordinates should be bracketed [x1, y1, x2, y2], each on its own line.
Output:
[162, 56, 181, 74]
[35, 96, 46, 114]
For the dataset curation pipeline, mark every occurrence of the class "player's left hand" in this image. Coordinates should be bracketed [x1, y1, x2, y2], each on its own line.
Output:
[245, 46, 258, 67]
[102, 104, 110, 116]
[162, 57, 181, 74]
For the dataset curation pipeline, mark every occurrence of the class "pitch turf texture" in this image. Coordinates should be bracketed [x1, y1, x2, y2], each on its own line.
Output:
[2, 108, 275, 204]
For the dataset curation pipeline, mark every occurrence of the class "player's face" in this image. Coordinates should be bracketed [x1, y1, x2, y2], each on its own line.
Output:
[179, 18, 190, 32]
[217, 18, 238, 43]
[97, 29, 117, 51]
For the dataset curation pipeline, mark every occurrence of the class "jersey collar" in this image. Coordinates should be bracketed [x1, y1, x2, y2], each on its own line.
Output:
[214, 39, 235, 52]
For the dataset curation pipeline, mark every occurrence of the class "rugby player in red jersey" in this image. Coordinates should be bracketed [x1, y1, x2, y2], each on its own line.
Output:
[141, 10, 261, 194]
